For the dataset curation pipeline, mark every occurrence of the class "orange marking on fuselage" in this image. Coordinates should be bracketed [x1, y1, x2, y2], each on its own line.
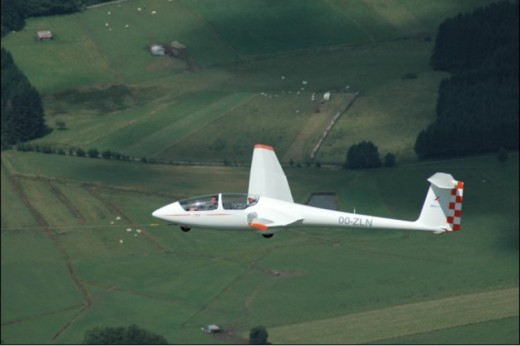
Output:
[249, 223, 268, 231]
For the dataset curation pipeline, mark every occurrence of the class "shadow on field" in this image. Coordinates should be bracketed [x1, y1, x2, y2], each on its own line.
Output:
[44, 85, 138, 114]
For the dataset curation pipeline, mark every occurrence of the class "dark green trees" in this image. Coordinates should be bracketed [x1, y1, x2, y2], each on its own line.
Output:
[345, 141, 382, 169]
[83, 324, 168, 345]
[249, 325, 269, 345]
[1, 0, 88, 37]
[416, 1, 519, 159]
[1, 48, 48, 148]
[1, 0, 25, 36]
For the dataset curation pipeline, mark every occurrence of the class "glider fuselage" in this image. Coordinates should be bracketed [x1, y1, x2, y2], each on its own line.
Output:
[152, 144, 463, 237]
[152, 193, 439, 234]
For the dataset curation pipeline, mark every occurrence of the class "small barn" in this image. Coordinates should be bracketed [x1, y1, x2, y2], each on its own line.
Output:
[150, 44, 165, 56]
[169, 41, 186, 56]
[201, 324, 221, 334]
[36, 31, 53, 40]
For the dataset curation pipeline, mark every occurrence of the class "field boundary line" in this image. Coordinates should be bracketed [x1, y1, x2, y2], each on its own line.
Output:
[47, 181, 86, 224]
[154, 93, 257, 158]
[85, 186, 172, 254]
[310, 91, 359, 159]
[2, 171, 92, 342]
[268, 287, 519, 344]
[323, 0, 376, 43]
[0, 304, 84, 326]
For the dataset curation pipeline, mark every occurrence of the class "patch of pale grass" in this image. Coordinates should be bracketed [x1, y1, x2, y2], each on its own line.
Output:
[268, 287, 519, 344]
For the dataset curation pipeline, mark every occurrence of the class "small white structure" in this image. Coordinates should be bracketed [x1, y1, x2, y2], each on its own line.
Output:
[150, 45, 165, 56]
[202, 324, 221, 334]
[36, 31, 53, 40]
[323, 91, 331, 101]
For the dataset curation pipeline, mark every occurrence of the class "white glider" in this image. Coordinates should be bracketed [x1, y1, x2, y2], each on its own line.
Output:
[152, 144, 464, 238]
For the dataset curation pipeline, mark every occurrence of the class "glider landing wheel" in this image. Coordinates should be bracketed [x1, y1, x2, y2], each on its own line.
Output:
[262, 233, 273, 239]
[180, 226, 191, 232]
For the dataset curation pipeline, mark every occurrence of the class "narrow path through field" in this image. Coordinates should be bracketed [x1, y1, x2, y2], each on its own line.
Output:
[180, 248, 276, 329]
[283, 92, 358, 162]
[268, 287, 519, 344]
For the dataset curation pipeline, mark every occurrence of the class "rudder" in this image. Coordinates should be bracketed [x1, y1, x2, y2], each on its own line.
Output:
[416, 173, 464, 233]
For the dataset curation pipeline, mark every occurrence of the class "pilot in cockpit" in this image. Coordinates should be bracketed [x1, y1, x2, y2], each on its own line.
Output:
[208, 195, 219, 210]
[247, 195, 258, 206]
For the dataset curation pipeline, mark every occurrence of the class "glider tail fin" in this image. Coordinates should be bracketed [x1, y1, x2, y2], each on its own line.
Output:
[416, 173, 464, 233]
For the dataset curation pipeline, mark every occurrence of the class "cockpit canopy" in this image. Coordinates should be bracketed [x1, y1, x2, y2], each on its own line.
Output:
[179, 193, 259, 211]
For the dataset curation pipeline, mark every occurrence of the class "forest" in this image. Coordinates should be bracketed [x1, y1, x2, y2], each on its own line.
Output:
[415, 1, 519, 159]
[1, 0, 111, 36]
[1, 48, 47, 148]
[1, 0, 114, 148]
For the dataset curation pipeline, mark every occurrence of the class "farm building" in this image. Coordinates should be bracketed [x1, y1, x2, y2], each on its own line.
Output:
[201, 324, 221, 333]
[170, 41, 186, 56]
[150, 45, 165, 56]
[36, 31, 53, 40]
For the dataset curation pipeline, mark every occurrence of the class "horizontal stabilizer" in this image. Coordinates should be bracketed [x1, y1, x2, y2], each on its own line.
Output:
[428, 172, 457, 189]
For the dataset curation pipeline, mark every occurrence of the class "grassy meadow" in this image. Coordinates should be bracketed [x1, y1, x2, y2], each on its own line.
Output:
[1, 150, 518, 344]
[1, 0, 498, 164]
[1, 0, 518, 344]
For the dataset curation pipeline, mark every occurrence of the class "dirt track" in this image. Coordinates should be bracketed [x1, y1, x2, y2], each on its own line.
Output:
[2, 170, 91, 341]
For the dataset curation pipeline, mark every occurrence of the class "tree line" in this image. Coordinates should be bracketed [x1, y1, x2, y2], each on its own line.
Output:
[1, 0, 115, 149]
[344, 2, 518, 169]
[415, 1, 519, 159]
[1, 48, 48, 149]
[80, 323, 270, 344]
[1, 0, 112, 36]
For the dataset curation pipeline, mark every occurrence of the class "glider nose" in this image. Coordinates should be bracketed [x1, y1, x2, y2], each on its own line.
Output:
[152, 202, 183, 222]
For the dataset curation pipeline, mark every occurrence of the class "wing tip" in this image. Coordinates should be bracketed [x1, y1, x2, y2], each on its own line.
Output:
[254, 144, 274, 151]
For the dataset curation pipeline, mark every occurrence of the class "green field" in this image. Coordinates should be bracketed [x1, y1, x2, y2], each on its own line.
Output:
[268, 288, 519, 344]
[1, 0, 498, 164]
[1, 0, 518, 344]
[1, 151, 518, 344]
